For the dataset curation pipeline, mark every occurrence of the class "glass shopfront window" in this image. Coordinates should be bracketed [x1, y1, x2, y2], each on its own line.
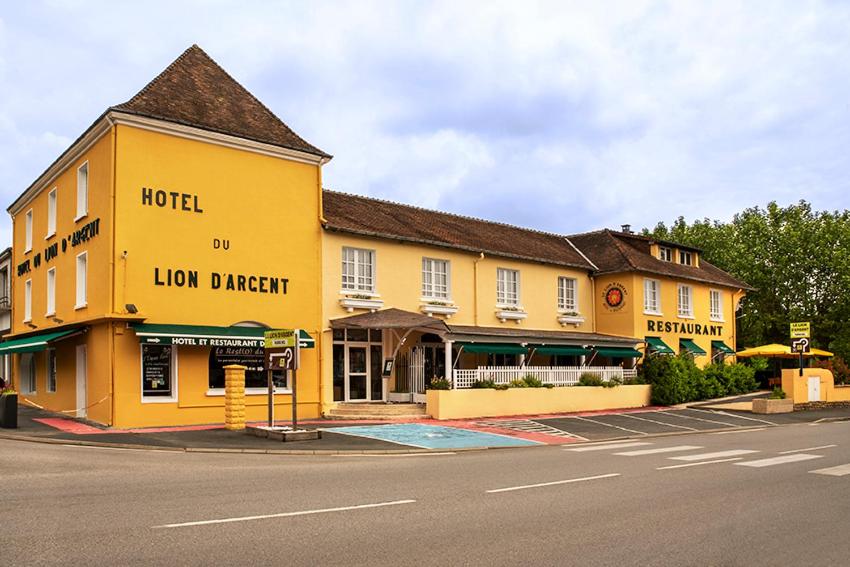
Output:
[208, 346, 287, 391]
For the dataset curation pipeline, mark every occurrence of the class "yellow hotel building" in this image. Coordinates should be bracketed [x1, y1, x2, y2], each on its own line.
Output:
[4, 46, 749, 427]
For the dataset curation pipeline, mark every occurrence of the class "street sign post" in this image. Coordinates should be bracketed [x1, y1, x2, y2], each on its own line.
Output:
[790, 322, 811, 339]
[264, 329, 301, 429]
[790, 324, 811, 377]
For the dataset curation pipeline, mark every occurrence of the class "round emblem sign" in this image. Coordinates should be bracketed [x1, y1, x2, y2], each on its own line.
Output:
[605, 287, 623, 308]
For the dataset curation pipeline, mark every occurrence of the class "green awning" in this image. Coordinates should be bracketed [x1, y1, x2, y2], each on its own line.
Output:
[593, 347, 643, 358]
[711, 340, 735, 355]
[645, 336, 674, 355]
[459, 343, 528, 355]
[0, 329, 80, 354]
[680, 338, 707, 356]
[131, 324, 315, 348]
[531, 345, 591, 356]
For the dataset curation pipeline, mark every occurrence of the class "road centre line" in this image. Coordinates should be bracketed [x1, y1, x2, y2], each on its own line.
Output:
[615, 445, 703, 456]
[710, 428, 767, 435]
[810, 463, 850, 477]
[486, 473, 620, 493]
[670, 449, 759, 461]
[569, 415, 648, 435]
[656, 410, 740, 428]
[152, 499, 417, 529]
[566, 441, 652, 452]
[735, 454, 823, 468]
[657, 458, 744, 470]
[780, 445, 837, 454]
[619, 413, 697, 431]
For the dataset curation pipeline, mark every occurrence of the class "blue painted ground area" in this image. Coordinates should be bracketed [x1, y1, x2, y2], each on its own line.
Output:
[327, 423, 540, 449]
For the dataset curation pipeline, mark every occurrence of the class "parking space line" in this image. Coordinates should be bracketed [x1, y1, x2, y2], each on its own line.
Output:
[486, 473, 620, 493]
[670, 449, 759, 461]
[570, 415, 648, 435]
[735, 454, 823, 468]
[657, 410, 740, 428]
[711, 428, 766, 435]
[566, 441, 652, 452]
[810, 464, 850, 477]
[620, 413, 697, 431]
[614, 445, 703, 456]
[658, 457, 744, 470]
[152, 499, 417, 528]
[706, 409, 778, 426]
[779, 445, 836, 455]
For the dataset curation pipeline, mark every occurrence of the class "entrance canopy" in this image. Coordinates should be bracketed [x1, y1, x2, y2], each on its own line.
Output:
[645, 336, 674, 355]
[0, 328, 82, 354]
[131, 324, 315, 348]
[330, 308, 449, 333]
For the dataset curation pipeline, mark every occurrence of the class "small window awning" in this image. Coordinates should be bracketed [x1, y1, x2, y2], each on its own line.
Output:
[645, 336, 674, 355]
[593, 347, 643, 358]
[458, 343, 527, 355]
[680, 338, 707, 356]
[131, 324, 315, 348]
[0, 329, 81, 354]
[711, 340, 735, 355]
[531, 345, 591, 356]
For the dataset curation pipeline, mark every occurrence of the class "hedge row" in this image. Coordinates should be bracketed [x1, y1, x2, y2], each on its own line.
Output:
[639, 354, 759, 406]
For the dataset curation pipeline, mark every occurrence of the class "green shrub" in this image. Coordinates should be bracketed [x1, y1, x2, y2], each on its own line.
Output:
[471, 379, 497, 389]
[640, 354, 697, 405]
[508, 378, 529, 388]
[601, 376, 623, 388]
[427, 378, 451, 390]
[578, 373, 604, 387]
[701, 363, 729, 399]
[522, 375, 544, 388]
[769, 387, 787, 400]
[494, 384, 509, 391]
[724, 363, 758, 394]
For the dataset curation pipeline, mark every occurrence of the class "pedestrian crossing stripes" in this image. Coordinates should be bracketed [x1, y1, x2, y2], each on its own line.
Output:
[810, 464, 850, 476]
[735, 454, 823, 468]
[614, 445, 703, 456]
[566, 441, 652, 452]
[475, 419, 581, 439]
[669, 449, 759, 461]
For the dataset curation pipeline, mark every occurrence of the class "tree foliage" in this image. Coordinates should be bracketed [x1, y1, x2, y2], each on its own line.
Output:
[645, 201, 850, 359]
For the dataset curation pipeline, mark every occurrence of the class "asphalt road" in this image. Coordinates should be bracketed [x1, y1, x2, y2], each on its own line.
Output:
[3, 420, 850, 566]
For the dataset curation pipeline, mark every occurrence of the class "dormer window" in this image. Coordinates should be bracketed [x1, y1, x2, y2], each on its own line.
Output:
[679, 251, 693, 266]
[658, 246, 672, 262]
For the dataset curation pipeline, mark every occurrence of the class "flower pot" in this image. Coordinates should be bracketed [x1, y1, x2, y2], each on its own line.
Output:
[0, 393, 18, 428]
[752, 397, 793, 414]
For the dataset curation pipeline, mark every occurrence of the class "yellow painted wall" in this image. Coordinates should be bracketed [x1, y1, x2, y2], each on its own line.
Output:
[426, 385, 651, 420]
[780, 368, 846, 403]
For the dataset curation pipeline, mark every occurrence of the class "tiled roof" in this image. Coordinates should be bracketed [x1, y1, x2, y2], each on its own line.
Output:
[112, 45, 329, 158]
[567, 230, 752, 290]
[322, 191, 596, 270]
[330, 308, 449, 332]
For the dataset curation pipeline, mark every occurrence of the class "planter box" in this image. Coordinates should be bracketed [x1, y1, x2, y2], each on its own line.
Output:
[420, 303, 459, 318]
[495, 309, 528, 323]
[752, 398, 794, 414]
[557, 314, 586, 327]
[426, 385, 651, 420]
[0, 393, 18, 428]
[339, 297, 384, 313]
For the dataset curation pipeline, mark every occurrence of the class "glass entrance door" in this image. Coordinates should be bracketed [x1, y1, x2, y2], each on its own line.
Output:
[348, 346, 368, 400]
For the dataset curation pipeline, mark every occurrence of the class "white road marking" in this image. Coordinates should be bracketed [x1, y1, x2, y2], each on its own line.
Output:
[657, 410, 740, 428]
[619, 413, 697, 431]
[486, 473, 620, 493]
[657, 457, 744, 470]
[735, 454, 823, 468]
[569, 415, 648, 435]
[810, 463, 850, 477]
[333, 452, 457, 458]
[710, 428, 767, 435]
[711, 410, 778, 426]
[779, 445, 837, 455]
[670, 449, 759, 461]
[615, 445, 703, 456]
[566, 441, 652, 452]
[152, 499, 417, 528]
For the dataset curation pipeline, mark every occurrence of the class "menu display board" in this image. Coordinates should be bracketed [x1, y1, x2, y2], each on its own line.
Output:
[142, 344, 173, 397]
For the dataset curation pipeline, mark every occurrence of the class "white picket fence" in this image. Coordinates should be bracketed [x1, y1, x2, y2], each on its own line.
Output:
[453, 366, 635, 389]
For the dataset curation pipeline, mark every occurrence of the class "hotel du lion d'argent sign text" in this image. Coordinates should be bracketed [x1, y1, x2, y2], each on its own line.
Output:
[17, 218, 100, 276]
[142, 187, 289, 296]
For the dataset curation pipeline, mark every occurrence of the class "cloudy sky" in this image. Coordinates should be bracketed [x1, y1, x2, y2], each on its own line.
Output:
[2, 1, 849, 249]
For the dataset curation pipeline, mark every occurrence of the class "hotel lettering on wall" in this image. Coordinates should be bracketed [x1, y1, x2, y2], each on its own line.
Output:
[17, 218, 100, 277]
[647, 319, 724, 336]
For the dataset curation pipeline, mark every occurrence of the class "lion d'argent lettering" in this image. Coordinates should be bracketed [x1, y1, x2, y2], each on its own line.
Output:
[153, 267, 288, 295]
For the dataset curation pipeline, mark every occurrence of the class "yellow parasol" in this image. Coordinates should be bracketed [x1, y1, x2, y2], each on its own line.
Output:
[735, 343, 833, 358]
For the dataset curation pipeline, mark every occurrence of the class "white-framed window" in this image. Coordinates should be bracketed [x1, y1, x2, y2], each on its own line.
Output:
[679, 250, 693, 266]
[658, 246, 672, 262]
[710, 289, 723, 321]
[46, 267, 56, 316]
[20, 353, 35, 394]
[24, 279, 32, 322]
[25, 209, 33, 253]
[496, 268, 520, 306]
[75, 252, 87, 309]
[644, 278, 661, 314]
[76, 162, 88, 220]
[421, 258, 450, 300]
[677, 284, 693, 317]
[47, 188, 57, 238]
[557, 276, 578, 312]
[141, 344, 178, 402]
[341, 247, 375, 293]
[46, 349, 57, 393]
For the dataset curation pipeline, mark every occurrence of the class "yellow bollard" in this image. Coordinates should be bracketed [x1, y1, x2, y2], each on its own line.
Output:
[223, 364, 247, 431]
